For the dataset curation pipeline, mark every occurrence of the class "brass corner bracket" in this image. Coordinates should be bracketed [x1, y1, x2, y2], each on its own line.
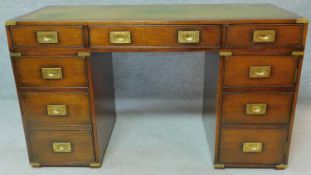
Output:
[30, 162, 41, 167]
[297, 17, 309, 24]
[275, 164, 288, 170]
[10, 52, 22, 58]
[214, 164, 225, 169]
[219, 51, 232, 57]
[5, 20, 16, 26]
[89, 162, 102, 168]
[292, 51, 304, 56]
[78, 52, 91, 57]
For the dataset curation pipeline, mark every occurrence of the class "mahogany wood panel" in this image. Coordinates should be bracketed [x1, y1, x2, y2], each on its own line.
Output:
[222, 92, 293, 124]
[223, 56, 298, 87]
[202, 52, 221, 162]
[89, 25, 221, 47]
[13, 57, 87, 88]
[219, 128, 288, 164]
[28, 130, 94, 166]
[21, 93, 91, 126]
[225, 24, 304, 48]
[89, 53, 116, 163]
[10, 26, 84, 48]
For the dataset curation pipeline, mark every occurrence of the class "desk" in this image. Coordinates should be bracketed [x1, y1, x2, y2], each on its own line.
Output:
[5, 4, 308, 169]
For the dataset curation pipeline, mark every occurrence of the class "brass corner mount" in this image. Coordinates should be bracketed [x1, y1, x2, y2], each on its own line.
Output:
[30, 162, 41, 167]
[297, 17, 309, 24]
[275, 164, 288, 170]
[219, 51, 232, 57]
[89, 162, 102, 168]
[10, 52, 22, 58]
[78, 52, 91, 57]
[292, 51, 304, 56]
[5, 20, 16, 26]
[214, 164, 225, 169]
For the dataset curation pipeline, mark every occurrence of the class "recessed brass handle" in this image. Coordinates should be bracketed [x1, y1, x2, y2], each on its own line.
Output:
[249, 66, 271, 78]
[243, 142, 263, 153]
[36, 31, 59, 44]
[178, 31, 200, 44]
[41, 68, 63, 79]
[52, 142, 72, 153]
[109, 31, 131, 44]
[253, 30, 276, 43]
[246, 104, 267, 115]
[47, 105, 67, 116]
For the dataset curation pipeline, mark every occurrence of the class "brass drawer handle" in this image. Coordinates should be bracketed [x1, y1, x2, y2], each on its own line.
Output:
[41, 68, 63, 79]
[249, 66, 271, 78]
[253, 30, 276, 43]
[243, 142, 263, 153]
[47, 105, 67, 116]
[246, 104, 267, 115]
[52, 142, 72, 153]
[36, 31, 59, 44]
[178, 31, 200, 43]
[109, 31, 131, 44]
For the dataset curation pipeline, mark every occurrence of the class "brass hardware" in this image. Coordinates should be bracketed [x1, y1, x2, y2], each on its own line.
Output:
[243, 142, 263, 152]
[297, 17, 309, 24]
[275, 164, 288, 170]
[219, 51, 232, 56]
[30, 162, 41, 167]
[292, 51, 304, 56]
[89, 162, 102, 168]
[249, 66, 271, 78]
[214, 164, 225, 169]
[5, 20, 16, 26]
[41, 68, 63, 79]
[47, 105, 67, 116]
[253, 30, 276, 43]
[246, 104, 267, 115]
[10, 52, 21, 58]
[109, 31, 131, 44]
[78, 52, 91, 57]
[178, 30, 200, 44]
[52, 142, 72, 153]
[36, 31, 59, 44]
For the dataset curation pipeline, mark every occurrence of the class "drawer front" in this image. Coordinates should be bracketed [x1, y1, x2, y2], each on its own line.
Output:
[222, 93, 293, 124]
[224, 56, 298, 87]
[90, 25, 221, 47]
[225, 24, 303, 48]
[14, 57, 87, 87]
[21, 93, 91, 126]
[219, 128, 288, 164]
[10, 26, 84, 47]
[29, 130, 94, 166]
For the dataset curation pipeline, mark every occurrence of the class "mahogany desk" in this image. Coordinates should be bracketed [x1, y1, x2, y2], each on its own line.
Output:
[5, 4, 308, 169]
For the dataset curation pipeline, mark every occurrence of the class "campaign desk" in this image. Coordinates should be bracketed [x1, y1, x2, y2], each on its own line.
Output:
[5, 4, 308, 169]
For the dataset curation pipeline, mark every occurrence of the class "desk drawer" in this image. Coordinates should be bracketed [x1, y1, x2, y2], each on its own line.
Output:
[223, 56, 298, 87]
[225, 24, 303, 48]
[10, 26, 84, 48]
[222, 93, 293, 124]
[29, 130, 94, 166]
[21, 93, 91, 126]
[219, 128, 287, 164]
[14, 57, 87, 88]
[90, 25, 221, 47]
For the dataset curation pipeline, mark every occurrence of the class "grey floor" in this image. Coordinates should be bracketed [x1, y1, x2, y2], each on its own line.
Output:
[0, 98, 311, 175]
